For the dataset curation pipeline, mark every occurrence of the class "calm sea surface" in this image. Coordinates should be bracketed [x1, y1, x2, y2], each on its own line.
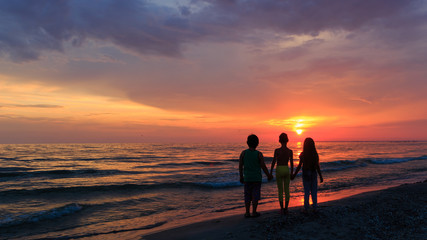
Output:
[0, 142, 426, 239]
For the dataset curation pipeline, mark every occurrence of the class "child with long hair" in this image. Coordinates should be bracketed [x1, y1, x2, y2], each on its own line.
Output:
[292, 137, 323, 212]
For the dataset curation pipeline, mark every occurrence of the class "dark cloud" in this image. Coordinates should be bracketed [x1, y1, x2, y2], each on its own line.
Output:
[0, 0, 196, 62]
[0, 0, 424, 62]
[204, 0, 424, 33]
[0, 0, 70, 61]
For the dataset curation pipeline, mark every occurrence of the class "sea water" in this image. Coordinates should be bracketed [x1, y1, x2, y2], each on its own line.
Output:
[0, 142, 426, 239]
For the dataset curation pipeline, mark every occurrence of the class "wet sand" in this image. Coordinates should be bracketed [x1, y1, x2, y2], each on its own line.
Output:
[143, 181, 426, 240]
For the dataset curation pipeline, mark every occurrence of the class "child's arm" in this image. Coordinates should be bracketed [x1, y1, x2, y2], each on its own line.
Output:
[259, 152, 273, 181]
[270, 149, 277, 176]
[292, 154, 302, 180]
[290, 149, 294, 178]
[316, 156, 323, 183]
[239, 151, 245, 184]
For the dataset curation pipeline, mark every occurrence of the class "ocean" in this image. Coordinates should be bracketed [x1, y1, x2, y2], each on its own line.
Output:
[0, 141, 426, 239]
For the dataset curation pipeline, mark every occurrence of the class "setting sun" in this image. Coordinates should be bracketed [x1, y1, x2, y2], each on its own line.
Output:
[295, 120, 304, 135]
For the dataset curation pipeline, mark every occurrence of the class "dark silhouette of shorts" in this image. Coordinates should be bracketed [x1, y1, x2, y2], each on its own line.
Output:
[244, 182, 261, 202]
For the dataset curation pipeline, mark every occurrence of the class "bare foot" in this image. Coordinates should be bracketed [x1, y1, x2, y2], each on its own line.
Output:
[252, 212, 261, 217]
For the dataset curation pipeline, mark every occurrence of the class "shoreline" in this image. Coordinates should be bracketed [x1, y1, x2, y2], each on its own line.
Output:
[142, 181, 426, 240]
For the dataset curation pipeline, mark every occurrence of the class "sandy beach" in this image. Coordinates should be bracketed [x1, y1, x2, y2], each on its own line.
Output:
[143, 181, 426, 240]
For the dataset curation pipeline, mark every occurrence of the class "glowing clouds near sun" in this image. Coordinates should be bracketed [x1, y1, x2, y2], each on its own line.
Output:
[266, 116, 325, 136]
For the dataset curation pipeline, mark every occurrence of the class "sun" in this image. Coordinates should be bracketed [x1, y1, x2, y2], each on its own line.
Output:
[295, 120, 304, 135]
[266, 116, 321, 136]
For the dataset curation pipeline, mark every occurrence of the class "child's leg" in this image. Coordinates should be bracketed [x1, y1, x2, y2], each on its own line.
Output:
[276, 171, 284, 209]
[284, 169, 290, 210]
[252, 182, 261, 215]
[252, 200, 258, 214]
[302, 171, 311, 210]
[245, 201, 251, 215]
[311, 172, 318, 210]
[244, 183, 251, 215]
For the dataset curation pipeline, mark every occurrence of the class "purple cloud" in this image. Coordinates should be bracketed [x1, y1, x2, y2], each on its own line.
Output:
[0, 0, 425, 62]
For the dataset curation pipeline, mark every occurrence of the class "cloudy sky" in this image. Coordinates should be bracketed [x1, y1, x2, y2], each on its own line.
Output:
[0, 0, 426, 143]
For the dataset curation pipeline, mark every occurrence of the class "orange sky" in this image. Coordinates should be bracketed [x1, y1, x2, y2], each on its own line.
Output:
[0, 1, 426, 143]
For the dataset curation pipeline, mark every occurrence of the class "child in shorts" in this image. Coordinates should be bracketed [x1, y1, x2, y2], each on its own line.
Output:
[239, 134, 273, 217]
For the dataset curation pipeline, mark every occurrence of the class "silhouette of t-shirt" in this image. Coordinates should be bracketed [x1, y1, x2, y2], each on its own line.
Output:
[243, 149, 261, 182]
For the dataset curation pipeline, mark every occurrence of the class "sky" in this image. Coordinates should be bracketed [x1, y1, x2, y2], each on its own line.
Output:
[0, 0, 426, 144]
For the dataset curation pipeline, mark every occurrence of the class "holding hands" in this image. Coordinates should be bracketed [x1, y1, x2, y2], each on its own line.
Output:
[289, 172, 324, 183]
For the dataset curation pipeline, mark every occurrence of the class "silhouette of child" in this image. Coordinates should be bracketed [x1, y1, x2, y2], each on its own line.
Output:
[239, 134, 273, 218]
[270, 133, 294, 215]
[292, 137, 323, 212]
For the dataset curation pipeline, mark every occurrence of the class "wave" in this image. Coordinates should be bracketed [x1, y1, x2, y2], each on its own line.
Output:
[1, 155, 424, 195]
[321, 160, 367, 172]
[0, 203, 82, 228]
[34, 221, 168, 240]
[195, 181, 242, 188]
[148, 157, 270, 168]
[0, 169, 141, 179]
[320, 155, 427, 172]
[0, 184, 149, 196]
[138, 154, 426, 170]
[5, 156, 157, 163]
[0, 180, 246, 197]
[213, 205, 243, 213]
[365, 155, 427, 164]
[0, 167, 36, 177]
[0, 157, 19, 161]
[0, 167, 35, 172]
[155, 161, 228, 167]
